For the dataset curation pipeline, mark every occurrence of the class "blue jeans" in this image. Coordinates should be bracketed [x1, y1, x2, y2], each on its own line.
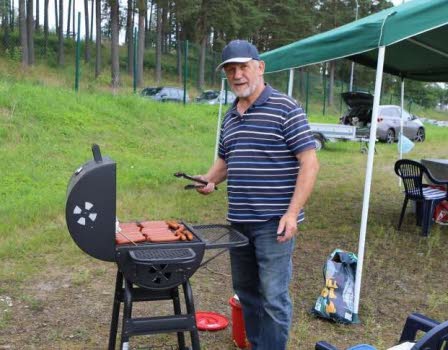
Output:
[230, 218, 295, 350]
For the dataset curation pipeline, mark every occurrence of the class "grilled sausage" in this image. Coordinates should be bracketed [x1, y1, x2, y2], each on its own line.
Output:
[166, 220, 180, 230]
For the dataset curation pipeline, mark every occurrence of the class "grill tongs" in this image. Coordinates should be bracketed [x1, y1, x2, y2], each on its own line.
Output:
[174, 172, 218, 190]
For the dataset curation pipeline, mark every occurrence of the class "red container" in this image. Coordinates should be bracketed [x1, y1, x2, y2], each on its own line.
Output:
[229, 296, 250, 349]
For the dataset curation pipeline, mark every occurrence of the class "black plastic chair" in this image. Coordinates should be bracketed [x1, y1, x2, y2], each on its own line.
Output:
[315, 313, 448, 350]
[394, 159, 448, 236]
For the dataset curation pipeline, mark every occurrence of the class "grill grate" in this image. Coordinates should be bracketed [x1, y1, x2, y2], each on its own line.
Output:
[129, 248, 196, 262]
[190, 224, 248, 249]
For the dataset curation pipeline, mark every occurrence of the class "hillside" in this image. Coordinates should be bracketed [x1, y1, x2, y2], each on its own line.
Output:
[1, 67, 447, 349]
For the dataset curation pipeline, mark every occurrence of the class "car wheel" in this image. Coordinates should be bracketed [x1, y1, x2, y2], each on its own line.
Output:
[415, 128, 425, 142]
[385, 129, 395, 144]
[313, 134, 325, 151]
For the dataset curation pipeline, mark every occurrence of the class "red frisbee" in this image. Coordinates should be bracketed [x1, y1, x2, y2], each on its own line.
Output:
[195, 311, 229, 331]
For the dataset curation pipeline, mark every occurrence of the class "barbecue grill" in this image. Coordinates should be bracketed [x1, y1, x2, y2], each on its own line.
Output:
[65, 145, 247, 350]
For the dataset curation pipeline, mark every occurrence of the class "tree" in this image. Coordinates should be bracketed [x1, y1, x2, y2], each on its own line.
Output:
[54, 0, 58, 31]
[84, 0, 90, 62]
[196, 0, 209, 90]
[125, 0, 134, 75]
[95, 0, 101, 77]
[110, 0, 120, 88]
[43, 0, 49, 53]
[154, 2, 161, 83]
[90, 0, 94, 41]
[66, 0, 72, 37]
[72, 0, 75, 39]
[136, 0, 146, 86]
[57, 0, 63, 64]
[19, 0, 27, 66]
[35, 0, 39, 31]
[26, 0, 34, 64]
[1, 0, 11, 52]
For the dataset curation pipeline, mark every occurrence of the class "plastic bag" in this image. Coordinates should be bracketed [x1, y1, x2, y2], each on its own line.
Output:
[434, 200, 448, 225]
[398, 134, 414, 154]
[312, 249, 358, 324]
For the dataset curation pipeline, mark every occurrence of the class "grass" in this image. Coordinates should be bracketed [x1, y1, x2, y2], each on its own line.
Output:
[0, 64, 447, 349]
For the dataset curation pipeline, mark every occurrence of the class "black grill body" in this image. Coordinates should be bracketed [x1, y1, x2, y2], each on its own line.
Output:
[65, 145, 248, 350]
[116, 239, 205, 290]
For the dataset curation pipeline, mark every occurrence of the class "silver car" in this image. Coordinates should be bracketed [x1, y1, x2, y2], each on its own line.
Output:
[340, 92, 425, 143]
[141, 87, 189, 103]
[195, 90, 236, 105]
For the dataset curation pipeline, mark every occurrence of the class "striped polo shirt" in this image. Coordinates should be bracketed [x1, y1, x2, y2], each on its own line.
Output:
[218, 84, 316, 223]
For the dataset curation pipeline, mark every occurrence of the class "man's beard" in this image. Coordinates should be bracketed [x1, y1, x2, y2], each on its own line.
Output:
[233, 78, 260, 98]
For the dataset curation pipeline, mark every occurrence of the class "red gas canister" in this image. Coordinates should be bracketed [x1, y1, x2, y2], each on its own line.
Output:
[229, 295, 250, 349]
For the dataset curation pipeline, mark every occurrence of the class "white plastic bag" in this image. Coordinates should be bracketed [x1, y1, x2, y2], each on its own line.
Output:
[398, 134, 415, 154]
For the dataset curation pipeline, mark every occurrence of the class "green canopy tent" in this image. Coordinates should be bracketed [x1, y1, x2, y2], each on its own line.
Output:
[214, 0, 448, 323]
[261, 0, 448, 81]
[262, 0, 448, 323]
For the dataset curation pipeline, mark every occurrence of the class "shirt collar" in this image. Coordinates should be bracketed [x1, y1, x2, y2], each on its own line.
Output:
[228, 84, 273, 116]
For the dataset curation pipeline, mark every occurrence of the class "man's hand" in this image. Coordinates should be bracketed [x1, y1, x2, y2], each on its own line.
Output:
[277, 212, 298, 243]
[194, 175, 216, 195]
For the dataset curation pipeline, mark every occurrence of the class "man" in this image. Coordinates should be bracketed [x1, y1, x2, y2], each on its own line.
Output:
[196, 40, 319, 350]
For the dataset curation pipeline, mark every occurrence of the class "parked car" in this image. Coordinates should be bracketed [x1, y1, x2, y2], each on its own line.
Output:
[339, 92, 425, 143]
[141, 87, 189, 103]
[195, 90, 236, 105]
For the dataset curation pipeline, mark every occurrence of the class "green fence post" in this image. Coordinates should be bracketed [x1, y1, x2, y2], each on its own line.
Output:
[322, 70, 327, 115]
[183, 40, 189, 105]
[133, 27, 137, 93]
[305, 70, 309, 115]
[75, 12, 81, 92]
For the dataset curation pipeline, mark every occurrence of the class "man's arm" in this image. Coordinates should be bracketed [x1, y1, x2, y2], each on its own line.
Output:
[196, 157, 228, 195]
[277, 148, 319, 242]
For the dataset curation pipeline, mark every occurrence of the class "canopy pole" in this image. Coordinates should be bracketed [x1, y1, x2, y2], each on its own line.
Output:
[353, 46, 386, 323]
[399, 77, 405, 186]
[288, 69, 294, 97]
[214, 78, 226, 161]
[399, 78, 405, 160]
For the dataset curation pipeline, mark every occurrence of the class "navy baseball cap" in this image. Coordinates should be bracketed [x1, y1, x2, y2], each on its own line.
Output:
[216, 40, 260, 71]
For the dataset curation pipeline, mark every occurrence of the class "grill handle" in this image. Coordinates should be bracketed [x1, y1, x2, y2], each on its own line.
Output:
[92, 144, 103, 162]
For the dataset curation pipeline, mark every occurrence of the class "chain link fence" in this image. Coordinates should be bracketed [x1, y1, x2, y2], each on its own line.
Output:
[0, 27, 430, 116]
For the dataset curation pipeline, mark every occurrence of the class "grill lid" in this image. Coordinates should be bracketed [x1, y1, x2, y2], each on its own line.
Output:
[66, 144, 117, 262]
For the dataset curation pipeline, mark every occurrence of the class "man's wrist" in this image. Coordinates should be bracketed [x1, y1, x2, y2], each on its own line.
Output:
[285, 208, 300, 217]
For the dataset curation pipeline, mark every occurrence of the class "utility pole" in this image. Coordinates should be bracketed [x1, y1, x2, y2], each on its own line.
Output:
[349, 0, 359, 92]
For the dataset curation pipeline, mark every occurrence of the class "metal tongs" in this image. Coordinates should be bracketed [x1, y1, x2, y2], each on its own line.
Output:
[174, 172, 218, 190]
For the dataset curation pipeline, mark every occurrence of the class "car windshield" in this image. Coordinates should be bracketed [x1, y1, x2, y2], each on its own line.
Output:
[142, 87, 162, 96]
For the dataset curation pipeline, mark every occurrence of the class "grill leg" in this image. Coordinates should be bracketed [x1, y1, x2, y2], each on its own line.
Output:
[108, 270, 123, 350]
[120, 279, 133, 350]
[172, 288, 187, 350]
[183, 280, 200, 350]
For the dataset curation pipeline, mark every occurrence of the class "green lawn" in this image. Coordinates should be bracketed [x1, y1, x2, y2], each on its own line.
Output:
[0, 76, 447, 349]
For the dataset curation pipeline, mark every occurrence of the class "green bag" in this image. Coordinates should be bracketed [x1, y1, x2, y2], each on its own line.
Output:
[312, 249, 358, 324]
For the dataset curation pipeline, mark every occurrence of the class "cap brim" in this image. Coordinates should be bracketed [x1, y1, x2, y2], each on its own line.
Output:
[215, 57, 253, 71]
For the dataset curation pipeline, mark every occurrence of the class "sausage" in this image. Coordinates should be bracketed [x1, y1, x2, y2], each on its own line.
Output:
[166, 220, 180, 230]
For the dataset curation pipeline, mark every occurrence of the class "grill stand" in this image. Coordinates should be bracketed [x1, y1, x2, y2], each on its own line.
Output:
[108, 270, 200, 350]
